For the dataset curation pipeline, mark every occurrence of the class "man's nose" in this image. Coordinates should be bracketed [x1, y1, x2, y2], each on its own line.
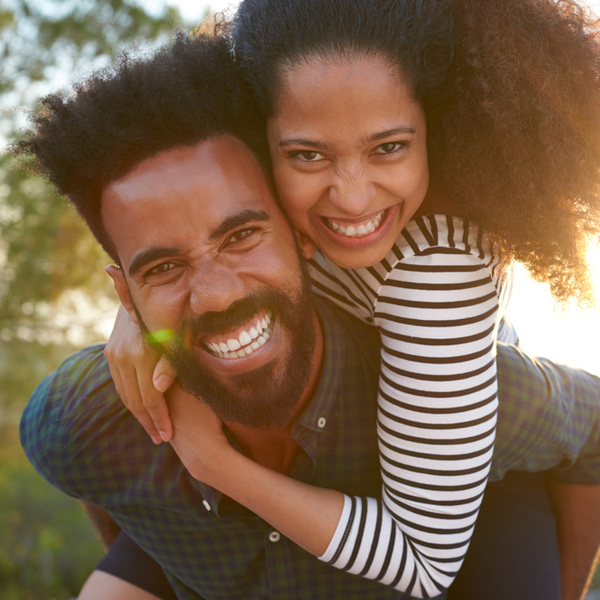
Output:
[328, 167, 377, 216]
[189, 262, 246, 316]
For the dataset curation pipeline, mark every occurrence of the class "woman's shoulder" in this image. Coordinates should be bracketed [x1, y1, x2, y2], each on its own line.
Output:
[380, 214, 496, 269]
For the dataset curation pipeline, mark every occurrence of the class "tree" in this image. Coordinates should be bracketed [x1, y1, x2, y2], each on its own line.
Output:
[1, 0, 194, 347]
[0, 4, 208, 597]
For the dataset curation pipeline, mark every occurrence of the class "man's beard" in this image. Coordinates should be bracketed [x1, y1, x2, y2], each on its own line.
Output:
[137, 257, 317, 430]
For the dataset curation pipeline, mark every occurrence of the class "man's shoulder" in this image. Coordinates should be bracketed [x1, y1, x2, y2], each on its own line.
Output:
[23, 343, 116, 420]
[20, 344, 136, 497]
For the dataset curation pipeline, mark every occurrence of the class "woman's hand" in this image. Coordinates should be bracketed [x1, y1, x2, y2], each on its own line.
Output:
[104, 304, 176, 444]
[167, 383, 231, 484]
[167, 382, 342, 556]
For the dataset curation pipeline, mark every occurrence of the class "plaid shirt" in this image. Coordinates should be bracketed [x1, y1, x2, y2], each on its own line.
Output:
[21, 299, 600, 600]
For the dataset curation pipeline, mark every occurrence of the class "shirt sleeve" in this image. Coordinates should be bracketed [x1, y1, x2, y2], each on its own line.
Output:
[20, 344, 158, 505]
[20, 345, 106, 496]
[318, 215, 499, 597]
[492, 343, 600, 484]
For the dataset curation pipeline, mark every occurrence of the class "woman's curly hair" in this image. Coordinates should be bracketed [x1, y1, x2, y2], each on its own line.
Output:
[233, 0, 600, 304]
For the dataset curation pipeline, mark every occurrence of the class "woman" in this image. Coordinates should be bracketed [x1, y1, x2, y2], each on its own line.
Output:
[104, 0, 600, 597]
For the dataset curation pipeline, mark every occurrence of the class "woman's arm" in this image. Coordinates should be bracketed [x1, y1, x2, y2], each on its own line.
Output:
[170, 216, 499, 597]
[310, 216, 499, 596]
[166, 387, 344, 557]
[105, 215, 499, 597]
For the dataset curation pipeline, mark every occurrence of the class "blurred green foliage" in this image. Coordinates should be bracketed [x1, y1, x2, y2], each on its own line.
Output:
[0, 368, 104, 600]
[1, 0, 188, 343]
[0, 1, 207, 597]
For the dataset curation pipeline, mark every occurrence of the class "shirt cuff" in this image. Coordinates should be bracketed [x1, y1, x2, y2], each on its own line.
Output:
[318, 494, 353, 563]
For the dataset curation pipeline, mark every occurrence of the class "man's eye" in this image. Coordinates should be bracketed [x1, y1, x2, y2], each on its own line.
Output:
[227, 228, 259, 246]
[372, 142, 406, 155]
[146, 262, 175, 277]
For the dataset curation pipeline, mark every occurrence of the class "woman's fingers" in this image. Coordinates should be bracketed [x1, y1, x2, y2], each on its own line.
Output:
[103, 304, 172, 444]
[153, 356, 177, 393]
[120, 363, 163, 444]
[104, 341, 163, 444]
[138, 364, 172, 442]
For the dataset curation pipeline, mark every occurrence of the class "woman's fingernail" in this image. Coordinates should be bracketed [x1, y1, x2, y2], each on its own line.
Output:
[159, 430, 170, 442]
[151, 435, 162, 445]
[155, 375, 170, 392]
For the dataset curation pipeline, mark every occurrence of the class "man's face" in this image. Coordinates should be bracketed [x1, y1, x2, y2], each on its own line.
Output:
[102, 135, 317, 429]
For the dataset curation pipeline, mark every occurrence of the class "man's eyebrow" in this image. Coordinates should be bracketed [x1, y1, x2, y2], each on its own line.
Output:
[209, 209, 271, 242]
[129, 247, 180, 278]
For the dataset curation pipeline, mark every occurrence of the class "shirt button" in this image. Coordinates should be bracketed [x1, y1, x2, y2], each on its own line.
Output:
[269, 531, 281, 543]
[318, 417, 327, 429]
[202, 500, 211, 512]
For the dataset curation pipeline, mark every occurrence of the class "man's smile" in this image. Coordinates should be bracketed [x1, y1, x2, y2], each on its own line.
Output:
[202, 310, 274, 359]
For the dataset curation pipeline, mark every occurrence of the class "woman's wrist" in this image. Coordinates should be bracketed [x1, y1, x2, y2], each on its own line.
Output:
[187, 440, 241, 487]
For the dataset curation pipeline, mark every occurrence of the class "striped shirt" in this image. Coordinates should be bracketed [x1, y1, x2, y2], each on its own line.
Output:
[313, 215, 501, 597]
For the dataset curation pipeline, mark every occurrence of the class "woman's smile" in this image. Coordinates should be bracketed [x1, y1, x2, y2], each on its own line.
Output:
[310, 205, 400, 250]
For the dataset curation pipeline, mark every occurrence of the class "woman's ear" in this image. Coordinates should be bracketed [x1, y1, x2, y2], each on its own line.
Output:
[105, 265, 140, 326]
[294, 230, 318, 259]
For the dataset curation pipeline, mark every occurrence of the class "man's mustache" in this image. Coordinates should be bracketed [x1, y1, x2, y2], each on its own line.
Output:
[180, 290, 281, 339]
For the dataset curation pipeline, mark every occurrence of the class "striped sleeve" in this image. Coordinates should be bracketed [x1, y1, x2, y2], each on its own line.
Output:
[314, 215, 500, 597]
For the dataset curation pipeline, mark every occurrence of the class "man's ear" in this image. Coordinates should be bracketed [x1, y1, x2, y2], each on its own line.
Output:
[294, 230, 318, 259]
[105, 265, 139, 326]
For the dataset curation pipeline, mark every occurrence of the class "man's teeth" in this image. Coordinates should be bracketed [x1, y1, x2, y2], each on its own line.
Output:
[205, 312, 273, 359]
[327, 211, 384, 237]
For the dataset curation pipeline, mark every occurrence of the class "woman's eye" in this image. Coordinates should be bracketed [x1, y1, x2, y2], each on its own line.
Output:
[373, 142, 406, 155]
[290, 150, 325, 162]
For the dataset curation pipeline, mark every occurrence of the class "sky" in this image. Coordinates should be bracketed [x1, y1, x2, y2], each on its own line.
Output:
[136, 0, 600, 375]
[165, 0, 240, 23]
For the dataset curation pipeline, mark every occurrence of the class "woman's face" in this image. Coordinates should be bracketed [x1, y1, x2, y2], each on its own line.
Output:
[267, 54, 429, 269]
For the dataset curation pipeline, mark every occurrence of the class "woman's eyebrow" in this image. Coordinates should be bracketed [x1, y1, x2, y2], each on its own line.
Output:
[366, 126, 416, 144]
[278, 138, 327, 149]
[279, 127, 417, 149]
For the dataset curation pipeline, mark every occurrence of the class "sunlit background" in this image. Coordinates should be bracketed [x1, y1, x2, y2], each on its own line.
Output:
[1, 1, 600, 598]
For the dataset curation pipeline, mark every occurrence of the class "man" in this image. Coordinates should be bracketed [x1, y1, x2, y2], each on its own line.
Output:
[16, 33, 600, 600]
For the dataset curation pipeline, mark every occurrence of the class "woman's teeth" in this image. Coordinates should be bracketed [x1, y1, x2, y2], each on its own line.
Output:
[326, 211, 384, 237]
[204, 312, 273, 359]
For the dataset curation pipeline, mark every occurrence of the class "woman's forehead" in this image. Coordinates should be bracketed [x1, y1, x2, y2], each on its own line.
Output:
[270, 56, 423, 138]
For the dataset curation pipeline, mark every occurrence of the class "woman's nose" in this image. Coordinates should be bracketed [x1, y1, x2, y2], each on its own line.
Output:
[328, 168, 376, 216]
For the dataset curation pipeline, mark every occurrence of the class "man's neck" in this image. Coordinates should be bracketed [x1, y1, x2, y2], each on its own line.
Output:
[224, 309, 324, 475]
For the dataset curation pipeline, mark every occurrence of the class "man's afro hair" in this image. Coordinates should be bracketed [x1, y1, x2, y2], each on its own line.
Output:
[14, 33, 269, 261]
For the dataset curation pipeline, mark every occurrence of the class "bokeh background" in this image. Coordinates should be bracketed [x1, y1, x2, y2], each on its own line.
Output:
[1, 0, 599, 598]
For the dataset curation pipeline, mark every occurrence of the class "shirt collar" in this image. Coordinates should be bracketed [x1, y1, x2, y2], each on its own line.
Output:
[292, 298, 346, 434]
[193, 298, 347, 513]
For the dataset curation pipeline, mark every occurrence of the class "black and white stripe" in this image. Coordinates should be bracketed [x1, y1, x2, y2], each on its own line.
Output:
[315, 215, 500, 597]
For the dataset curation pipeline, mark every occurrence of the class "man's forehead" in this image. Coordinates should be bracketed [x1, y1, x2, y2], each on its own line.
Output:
[105, 136, 273, 209]
[101, 136, 282, 261]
